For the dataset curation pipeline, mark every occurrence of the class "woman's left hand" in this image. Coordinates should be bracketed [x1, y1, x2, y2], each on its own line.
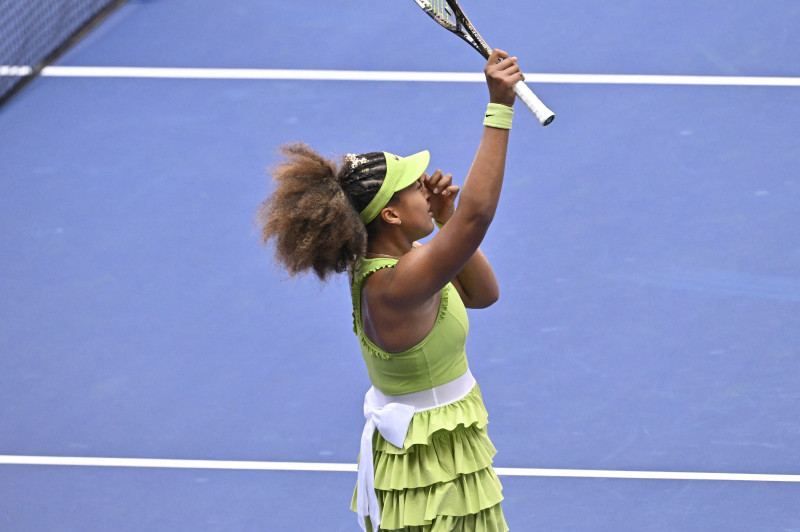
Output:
[424, 170, 460, 225]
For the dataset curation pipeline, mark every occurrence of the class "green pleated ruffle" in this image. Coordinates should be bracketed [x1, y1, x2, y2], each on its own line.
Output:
[351, 383, 507, 531]
[377, 466, 504, 529]
[369, 502, 507, 532]
[373, 385, 489, 454]
[374, 424, 497, 490]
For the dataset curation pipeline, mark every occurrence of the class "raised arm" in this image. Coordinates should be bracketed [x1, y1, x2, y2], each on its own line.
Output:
[388, 49, 522, 307]
[417, 170, 499, 309]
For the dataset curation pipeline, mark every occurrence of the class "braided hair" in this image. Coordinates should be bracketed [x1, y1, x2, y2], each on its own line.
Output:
[256, 143, 389, 280]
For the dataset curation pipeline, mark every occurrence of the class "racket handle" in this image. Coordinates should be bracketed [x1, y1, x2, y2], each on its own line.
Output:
[514, 80, 555, 126]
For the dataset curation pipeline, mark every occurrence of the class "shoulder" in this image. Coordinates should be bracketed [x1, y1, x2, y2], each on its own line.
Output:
[361, 264, 396, 302]
[352, 257, 397, 286]
[351, 257, 398, 304]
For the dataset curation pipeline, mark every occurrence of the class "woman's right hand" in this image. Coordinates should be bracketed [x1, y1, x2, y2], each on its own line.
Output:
[484, 49, 524, 107]
[367, 49, 519, 328]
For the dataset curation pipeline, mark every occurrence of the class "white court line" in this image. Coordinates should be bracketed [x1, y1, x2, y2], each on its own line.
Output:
[0, 65, 34, 76]
[1, 455, 799, 483]
[2, 65, 800, 86]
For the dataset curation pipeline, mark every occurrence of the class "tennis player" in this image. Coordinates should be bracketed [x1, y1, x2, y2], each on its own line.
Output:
[257, 49, 521, 532]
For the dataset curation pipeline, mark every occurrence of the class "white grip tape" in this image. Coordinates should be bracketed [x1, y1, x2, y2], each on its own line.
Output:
[514, 80, 555, 126]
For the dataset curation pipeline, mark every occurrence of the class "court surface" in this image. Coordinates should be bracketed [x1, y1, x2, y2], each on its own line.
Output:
[1, 0, 799, 530]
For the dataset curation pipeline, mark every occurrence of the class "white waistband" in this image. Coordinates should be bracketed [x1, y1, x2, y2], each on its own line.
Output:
[369, 368, 477, 412]
[357, 368, 477, 532]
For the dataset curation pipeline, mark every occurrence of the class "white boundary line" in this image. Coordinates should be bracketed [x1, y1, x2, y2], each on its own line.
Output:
[0, 65, 34, 76]
[2, 66, 800, 86]
[1, 455, 798, 483]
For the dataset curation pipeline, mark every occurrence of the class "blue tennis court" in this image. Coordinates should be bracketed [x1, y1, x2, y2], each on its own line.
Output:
[1, 1, 799, 530]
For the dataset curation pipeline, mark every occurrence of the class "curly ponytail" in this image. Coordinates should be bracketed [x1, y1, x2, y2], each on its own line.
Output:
[257, 143, 369, 280]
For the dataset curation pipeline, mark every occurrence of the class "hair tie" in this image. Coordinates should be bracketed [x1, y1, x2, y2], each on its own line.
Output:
[344, 153, 369, 169]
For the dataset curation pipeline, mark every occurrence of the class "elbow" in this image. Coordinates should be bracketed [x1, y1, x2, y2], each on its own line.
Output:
[469, 285, 499, 309]
[458, 197, 496, 231]
[484, 285, 500, 307]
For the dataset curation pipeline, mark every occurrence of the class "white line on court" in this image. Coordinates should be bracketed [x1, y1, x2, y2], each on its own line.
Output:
[1, 455, 798, 483]
[2, 66, 800, 86]
[0, 65, 34, 76]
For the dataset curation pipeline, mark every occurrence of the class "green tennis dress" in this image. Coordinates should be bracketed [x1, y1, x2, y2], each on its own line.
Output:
[349, 257, 508, 532]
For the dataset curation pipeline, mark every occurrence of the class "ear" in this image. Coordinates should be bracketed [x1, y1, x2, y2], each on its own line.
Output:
[379, 205, 402, 226]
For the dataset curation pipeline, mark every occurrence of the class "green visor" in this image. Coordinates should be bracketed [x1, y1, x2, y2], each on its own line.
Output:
[359, 150, 430, 224]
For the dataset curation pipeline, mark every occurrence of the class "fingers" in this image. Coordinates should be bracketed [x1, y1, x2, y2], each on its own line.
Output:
[425, 169, 453, 195]
[500, 60, 523, 80]
[425, 171, 459, 197]
[486, 49, 518, 70]
[424, 170, 460, 223]
[488, 49, 509, 63]
[484, 49, 524, 106]
[488, 53, 523, 79]
[443, 184, 460, 198]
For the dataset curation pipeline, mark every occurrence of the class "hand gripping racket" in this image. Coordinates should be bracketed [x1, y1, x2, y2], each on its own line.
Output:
[413, 0, 555, 126]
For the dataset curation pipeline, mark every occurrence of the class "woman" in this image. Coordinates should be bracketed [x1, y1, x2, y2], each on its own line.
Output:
[258, 49, 522, 532]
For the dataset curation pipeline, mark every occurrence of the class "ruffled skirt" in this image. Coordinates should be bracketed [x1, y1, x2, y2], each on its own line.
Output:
[351, 384, 508, 531]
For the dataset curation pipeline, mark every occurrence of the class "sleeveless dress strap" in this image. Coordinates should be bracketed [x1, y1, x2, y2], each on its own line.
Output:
[350, 257, 397, 348]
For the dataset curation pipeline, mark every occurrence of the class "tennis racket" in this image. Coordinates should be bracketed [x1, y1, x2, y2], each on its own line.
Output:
[413, 0, 555, 126]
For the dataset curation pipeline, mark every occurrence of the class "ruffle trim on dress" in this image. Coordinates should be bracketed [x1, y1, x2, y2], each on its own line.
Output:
[359, 334, 393, 360]
[372, 385, 489, 454]
[436, 283, 450, 324]
[373, 424, 497, 490]
[366, 502, 508, 532]
[352, 469, 506, 531]
[351, 260, 398, 359]
[351, 387, 507, 531]
[376, 467, 505, 530]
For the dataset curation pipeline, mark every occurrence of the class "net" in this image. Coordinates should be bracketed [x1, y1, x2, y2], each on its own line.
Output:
[0, 0, 125, 106]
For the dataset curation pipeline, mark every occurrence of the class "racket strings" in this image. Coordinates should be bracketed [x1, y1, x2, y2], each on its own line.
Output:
[430, 0, 486, 56]
[431, 0, 457, 27]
